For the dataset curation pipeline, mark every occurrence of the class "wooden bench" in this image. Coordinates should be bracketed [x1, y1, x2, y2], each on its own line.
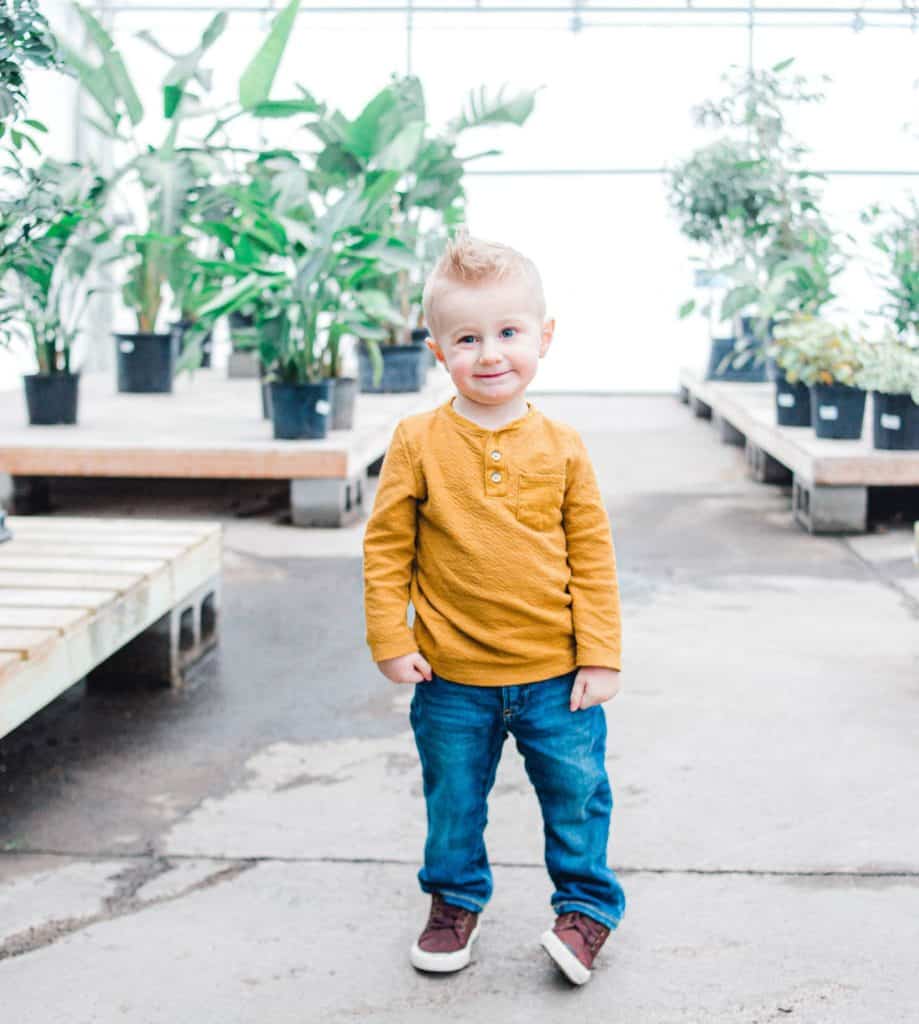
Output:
[0, 516, 221, 741]
[679, 367, 919, 534]
[0, 367, 455, 528]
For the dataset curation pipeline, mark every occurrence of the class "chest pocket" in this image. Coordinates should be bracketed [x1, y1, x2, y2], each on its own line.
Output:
[516, 472, 566, 531]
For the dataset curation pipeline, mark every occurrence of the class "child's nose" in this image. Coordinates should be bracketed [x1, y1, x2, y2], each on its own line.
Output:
[479, 339, 502, 363]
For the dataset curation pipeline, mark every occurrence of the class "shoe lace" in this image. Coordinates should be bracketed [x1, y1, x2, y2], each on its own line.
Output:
[428, 897, 469, 936]
[558, 911, 606, 949]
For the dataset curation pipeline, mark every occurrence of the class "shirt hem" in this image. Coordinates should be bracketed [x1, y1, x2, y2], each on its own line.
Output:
[425, 652, 580, 687]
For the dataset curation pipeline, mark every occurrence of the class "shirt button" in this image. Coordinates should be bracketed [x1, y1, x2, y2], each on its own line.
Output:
[490, 450, 501, 461]
[490, 471, 502, 483]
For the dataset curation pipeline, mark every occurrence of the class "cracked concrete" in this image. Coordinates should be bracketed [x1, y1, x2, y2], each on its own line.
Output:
[0, 395, 917, 1021]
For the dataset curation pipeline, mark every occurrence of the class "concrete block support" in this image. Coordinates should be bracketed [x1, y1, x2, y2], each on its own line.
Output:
[792, 475, 868, 534]
[290, 470, 367, 528]
[690, 396, 712, 420]
[677, 385, 690, 405]
[745, 442, 793, 484]
[9, 475, 52, 514]
[88, 576, 221, 688]
[714, 413, 745, 446]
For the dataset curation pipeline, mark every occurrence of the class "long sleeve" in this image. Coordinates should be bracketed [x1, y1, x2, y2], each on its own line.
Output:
[563, 433, 622, 670]
[362, 422, 426, 663]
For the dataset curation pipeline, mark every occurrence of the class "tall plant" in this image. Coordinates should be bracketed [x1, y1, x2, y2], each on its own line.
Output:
[669, 58, 836, 366]
[62, 0, 305, 335]
[860, 196, 919, 339]
[309, 76, 538, 364]
[0, 156, 112, 372]
[199, 173, 407, 384]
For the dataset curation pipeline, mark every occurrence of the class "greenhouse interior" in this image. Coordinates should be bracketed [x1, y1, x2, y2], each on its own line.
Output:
[0, 1, 917, 1019]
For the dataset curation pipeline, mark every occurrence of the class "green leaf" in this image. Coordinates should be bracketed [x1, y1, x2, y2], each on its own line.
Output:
[239, 0, 302, 109]
[678, 299, 696, 319]
[771, 57, 795, 73]
[250, 98, 320, 118]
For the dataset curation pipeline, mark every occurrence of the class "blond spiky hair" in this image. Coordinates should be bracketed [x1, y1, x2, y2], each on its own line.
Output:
[422, 227, 546, 338]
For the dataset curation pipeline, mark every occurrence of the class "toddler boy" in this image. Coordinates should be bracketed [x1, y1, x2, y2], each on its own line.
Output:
[362, 230, 625, 986]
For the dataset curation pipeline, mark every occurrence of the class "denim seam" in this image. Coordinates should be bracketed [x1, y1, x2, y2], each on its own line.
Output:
[437, 888, 486, 912]
[552, 899, 619, 930]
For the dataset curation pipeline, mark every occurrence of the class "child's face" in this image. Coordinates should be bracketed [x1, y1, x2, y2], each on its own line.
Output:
[427, 273, 555, 409]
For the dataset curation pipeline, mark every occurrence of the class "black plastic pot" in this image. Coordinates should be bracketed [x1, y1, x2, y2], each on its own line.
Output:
[774, 371, 812, 427]
[269, 379, 331, 440]
[412, 327, 436, 368]
[705, 337, 768, 382]
[358, 342, 428, 393]
[330, 376, 357, 430]
[872, 392, 919, 450]
[171, 320, 212, 369]
[23, 371, 79, 425]
[115, 332, 176, 393]
[809, 382, 866, 440]
[259, 359, 272, 420]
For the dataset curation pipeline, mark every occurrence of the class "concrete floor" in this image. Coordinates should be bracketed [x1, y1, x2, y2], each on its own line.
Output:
[1, 394, 917, 1022]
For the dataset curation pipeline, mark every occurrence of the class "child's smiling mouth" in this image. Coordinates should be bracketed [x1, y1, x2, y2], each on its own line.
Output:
[475, 371, 511, 379]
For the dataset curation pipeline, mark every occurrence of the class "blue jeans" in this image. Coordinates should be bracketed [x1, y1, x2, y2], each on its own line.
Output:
[409, 668, 626, 930]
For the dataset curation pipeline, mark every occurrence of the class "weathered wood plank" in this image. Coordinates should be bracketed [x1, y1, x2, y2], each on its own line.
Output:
[0, 607, 90, 631]
[0, 627, 59, 660]
[2, 532, 205, 547]
[7, 516, 219, 536]
[0, 588, 120, 610]
[0, 570, 149, 591]
[0, 556, 167, 574]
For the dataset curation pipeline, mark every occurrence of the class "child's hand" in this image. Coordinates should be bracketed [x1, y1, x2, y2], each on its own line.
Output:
[377, 651, 433, 684]
[569, 666, 621, 711]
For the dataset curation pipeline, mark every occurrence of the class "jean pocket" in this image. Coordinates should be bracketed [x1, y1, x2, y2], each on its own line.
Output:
[516, 472, 565, 531]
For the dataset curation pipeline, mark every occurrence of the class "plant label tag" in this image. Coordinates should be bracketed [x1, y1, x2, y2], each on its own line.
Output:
[818, 405, 838, 420]
[777, 393, 795, 408]
[880, 413, 901, 431]
[315, 399, 331, 415]
[119, 341, 135, 353]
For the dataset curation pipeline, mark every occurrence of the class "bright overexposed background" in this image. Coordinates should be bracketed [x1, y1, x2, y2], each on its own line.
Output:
[2, 1, 916, 395]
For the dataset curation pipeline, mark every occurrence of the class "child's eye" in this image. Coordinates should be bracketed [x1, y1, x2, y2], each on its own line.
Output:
[458, 335, 476, 345]
[501, 327, 517, 338]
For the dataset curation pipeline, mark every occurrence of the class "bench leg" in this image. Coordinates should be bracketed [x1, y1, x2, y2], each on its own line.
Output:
[9, 475, 52, 514]
[714, 413, 745, 446]
[677, 385, 689, 405]
[745, 442, 793, 484]
[88, 576, 221, 688]
[690, 396, 712, 420]
[290, 470, 367, 527]
[792, 476, 868, 534]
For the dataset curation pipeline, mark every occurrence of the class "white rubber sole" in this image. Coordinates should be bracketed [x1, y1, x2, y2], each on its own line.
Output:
[540, 928, 592, 985]
[409, 921, 481, 973]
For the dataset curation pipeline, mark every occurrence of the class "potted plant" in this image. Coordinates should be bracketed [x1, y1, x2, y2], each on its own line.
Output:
[855, 329, 919, 450]
[0, 157, 111, 424]
[773, 315, 866, 439]
[200, 180, 404, 438]
[669, 59, 831, 381]
[310, 76, 538, 392]
[60, 6, 231, 392]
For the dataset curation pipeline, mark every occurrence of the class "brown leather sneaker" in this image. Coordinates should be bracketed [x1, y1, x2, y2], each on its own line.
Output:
[540, 910, 611, 985]
[409, 893, 480, 973]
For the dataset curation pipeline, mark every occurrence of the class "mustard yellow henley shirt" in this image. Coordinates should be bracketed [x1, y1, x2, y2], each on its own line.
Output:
[362, 395, 622, 686]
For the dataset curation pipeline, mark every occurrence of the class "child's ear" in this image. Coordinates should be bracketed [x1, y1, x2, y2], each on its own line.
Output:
[427, 338, 446, 363]
[540, 317, 556, 357]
